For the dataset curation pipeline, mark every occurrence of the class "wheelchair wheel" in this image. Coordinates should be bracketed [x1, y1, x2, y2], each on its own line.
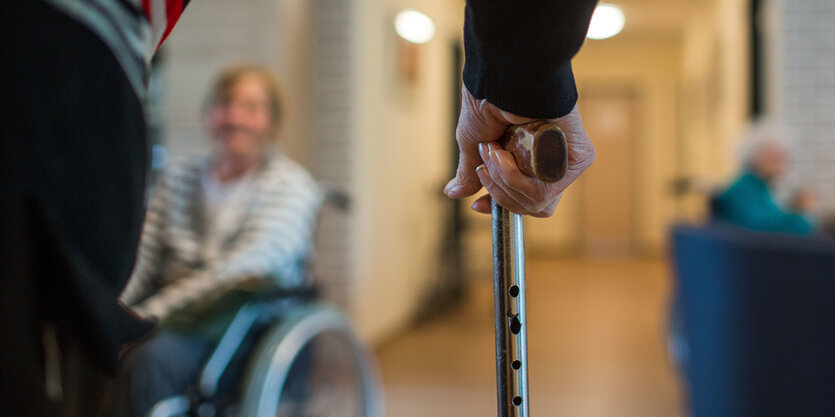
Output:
[238, 305, 382, 417]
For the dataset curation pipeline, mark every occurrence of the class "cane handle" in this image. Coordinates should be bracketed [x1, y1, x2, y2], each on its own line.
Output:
[498, 121, 567, 183]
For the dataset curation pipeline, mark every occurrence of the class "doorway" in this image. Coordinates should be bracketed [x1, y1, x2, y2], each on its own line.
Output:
[577, 90, 639, 258]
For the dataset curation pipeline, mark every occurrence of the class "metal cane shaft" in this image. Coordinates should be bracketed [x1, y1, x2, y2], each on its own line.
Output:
[491, 121, 567, 417]
[511, 212, 530, 415]
[492, 202, 512, 416]
[492, 202, 530, 417]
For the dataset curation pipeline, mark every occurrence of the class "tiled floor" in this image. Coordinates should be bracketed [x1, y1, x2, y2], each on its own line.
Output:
[375, 258, 686, 417]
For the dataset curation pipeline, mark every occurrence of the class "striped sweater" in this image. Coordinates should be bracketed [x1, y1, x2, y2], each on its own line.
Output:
[120, 153, 323, 322]
[45, 0, 188, 100]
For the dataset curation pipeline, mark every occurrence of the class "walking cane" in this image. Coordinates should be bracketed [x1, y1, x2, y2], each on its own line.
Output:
[491, 121, 567, 417]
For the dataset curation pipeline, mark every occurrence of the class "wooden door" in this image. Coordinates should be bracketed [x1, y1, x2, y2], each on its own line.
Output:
[578, 91, 637, 257]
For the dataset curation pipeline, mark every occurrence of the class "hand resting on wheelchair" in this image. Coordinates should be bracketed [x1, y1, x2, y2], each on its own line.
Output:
[110, 65, 324, 417]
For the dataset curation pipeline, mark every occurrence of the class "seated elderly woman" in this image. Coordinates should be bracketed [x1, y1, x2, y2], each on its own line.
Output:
[713, 121, 816, 234]
[114, 65, 322, 417]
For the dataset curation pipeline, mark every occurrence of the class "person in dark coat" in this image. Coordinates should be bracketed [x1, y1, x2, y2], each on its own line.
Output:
[0, 1, 598, 415]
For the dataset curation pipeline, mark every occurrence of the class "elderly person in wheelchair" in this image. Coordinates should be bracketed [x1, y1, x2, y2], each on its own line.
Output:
[115, 65, 378, 417]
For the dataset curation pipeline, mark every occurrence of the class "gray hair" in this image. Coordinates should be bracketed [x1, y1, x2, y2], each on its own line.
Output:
[736, 119, 794, 167]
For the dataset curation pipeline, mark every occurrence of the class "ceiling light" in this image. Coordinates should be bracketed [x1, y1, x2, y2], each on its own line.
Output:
[394, 10, 435, 44]
[587, 3, 625, 40]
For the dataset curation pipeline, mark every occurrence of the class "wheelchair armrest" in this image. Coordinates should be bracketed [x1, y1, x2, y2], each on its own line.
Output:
[146, 395, 191, 417]
[197, 301, 266, 398]
[193, 285, 318, 400]
[261, 283, 319, 301]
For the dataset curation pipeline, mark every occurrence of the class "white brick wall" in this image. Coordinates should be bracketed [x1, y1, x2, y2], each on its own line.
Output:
[776, 0, 835, 213]
[309, 0, 354, 309]
[161, 0, 281, 156]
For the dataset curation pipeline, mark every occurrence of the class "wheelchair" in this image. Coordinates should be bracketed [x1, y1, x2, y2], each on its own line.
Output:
[145, 287, 382, 417]
[145, 189, 382, 417]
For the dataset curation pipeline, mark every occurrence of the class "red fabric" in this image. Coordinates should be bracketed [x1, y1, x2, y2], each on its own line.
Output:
[159, 0, 184, 47]
[141, 0, 151, 20]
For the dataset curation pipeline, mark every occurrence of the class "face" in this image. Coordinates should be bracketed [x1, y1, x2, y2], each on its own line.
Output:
[208, 74, 275, 161]
[752, 142, 788, 181]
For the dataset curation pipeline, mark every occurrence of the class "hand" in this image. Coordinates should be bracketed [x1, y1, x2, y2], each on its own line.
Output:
[444, 86, 595, 217]
[790, 188, 817, 213]
[117, 303, 155, 361]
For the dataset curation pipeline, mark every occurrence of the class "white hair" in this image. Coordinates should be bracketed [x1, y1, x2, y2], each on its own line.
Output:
[736, 119, 795, 167]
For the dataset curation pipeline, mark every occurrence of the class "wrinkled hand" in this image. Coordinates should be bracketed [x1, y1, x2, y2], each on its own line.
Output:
[444, 86, 595, 217]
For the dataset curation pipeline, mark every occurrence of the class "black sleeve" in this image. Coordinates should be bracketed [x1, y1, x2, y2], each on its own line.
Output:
[463, 0, 598, 119]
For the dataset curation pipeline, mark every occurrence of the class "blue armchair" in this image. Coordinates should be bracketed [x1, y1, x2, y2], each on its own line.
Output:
[671, 224, 835, 417]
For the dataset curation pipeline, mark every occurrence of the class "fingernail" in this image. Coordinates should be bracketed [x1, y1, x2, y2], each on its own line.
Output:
[478, 143, 488, 161]
[487, 143, 502, 159]
[475, 164, 491, 185]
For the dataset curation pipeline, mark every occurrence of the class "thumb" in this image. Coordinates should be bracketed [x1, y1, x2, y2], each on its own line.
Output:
[446, 87, 517, 198]
[445, 86, 543, 198]
[445, 121, 487, 198]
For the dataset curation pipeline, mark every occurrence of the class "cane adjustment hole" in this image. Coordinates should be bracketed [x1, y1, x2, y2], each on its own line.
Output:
[508, 285, 520, 297]
[510, 316, 522, 334]
[513, 396, 523, 406]
[512, 360, 522, 370]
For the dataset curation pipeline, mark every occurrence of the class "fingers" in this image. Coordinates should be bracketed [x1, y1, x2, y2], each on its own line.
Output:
[444, 124, 485, 198]
[485, 143, 554, 202]
[475, 164, 529, 214]
[472, 105, 595, 216]
[469, 191, 561, 217]
[480, 145, 543, 207]
[476, 157, 556, 216]
[471, 194, 492, 214]
[475, 142, 558, 215]
[447, 92, 595, 218]
[530, 194, 562, 218]
[445, 86, 537, 199]
[445, 94, 500, 198]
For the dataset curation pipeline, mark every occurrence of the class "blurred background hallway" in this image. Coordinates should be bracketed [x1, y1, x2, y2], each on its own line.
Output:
[144, 0, 835, 415]
[377, 258, 684, 417]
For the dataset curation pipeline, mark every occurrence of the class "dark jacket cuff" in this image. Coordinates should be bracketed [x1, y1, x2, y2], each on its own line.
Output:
[464, 56, 578, 119]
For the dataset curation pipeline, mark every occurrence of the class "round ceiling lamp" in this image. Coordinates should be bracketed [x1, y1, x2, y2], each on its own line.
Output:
[586, 3, 625, 40]
[394, 10, 436, 44]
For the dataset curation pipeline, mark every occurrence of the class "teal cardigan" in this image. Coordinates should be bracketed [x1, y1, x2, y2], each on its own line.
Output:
[714, 171, 814, 235]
